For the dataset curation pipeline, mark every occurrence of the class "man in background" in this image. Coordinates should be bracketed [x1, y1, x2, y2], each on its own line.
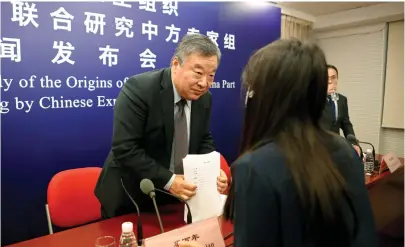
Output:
[95, 34, 228, 218]
[322, 64, 361, 155]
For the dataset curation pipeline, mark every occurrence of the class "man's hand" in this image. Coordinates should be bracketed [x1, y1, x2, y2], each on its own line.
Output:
[353, 145, 361, 156]
[178, 241, 204, 247]
[217, 169, 228, 194]
[169, 175, 197, 201]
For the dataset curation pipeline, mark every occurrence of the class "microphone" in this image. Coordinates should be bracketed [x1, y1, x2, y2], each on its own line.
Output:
[359, 140, 379, 169]
[330, 92, 339, 101]
[347, 134, 375, 157]
[140, 178, 193, 224]
[359, 141, 376, 160]
[140, 179, 164, 233]
[347, 134, 378, 166]
[120, 178, 143, 246]
[154, 188, 193, 224]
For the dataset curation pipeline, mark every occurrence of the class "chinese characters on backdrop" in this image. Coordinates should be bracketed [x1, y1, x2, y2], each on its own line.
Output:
[0, 0, 237, 69]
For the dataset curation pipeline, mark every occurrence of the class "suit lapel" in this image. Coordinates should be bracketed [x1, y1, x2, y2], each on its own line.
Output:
[323, 99, 334, 126]
[160, 69, 174, 156]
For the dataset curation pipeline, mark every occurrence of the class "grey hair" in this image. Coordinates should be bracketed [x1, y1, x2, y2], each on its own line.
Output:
[171, 33, 221, 65]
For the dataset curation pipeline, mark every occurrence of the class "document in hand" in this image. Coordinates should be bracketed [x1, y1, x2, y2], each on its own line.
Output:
[183, 151, 225, 223]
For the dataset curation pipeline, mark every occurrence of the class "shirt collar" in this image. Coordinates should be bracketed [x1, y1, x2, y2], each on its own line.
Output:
[172, 81, 191, 108]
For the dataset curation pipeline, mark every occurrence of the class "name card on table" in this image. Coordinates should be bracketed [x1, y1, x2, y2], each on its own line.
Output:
[144, 217, 225, 247]
[381, 152, 403, 173]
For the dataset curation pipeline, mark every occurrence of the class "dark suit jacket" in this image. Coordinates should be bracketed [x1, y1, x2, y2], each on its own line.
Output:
[232, 136, 377, 247]
[94, 68, 215, 218]
[321, 93, 355, 138]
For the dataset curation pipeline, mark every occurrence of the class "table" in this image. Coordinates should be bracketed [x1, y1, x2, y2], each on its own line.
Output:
[365, 170, 390, 188]
[6, 204, 234, 247]
[9, 170, 389, 247]
[367, 167, 404, 243]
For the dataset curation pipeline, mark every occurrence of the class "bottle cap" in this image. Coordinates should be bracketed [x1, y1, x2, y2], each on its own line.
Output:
[122, 222, 133, 233]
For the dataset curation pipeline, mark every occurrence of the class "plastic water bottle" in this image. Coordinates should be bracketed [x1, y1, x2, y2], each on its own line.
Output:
[119, 222, 137, 247]
[364, 149, 375, 175]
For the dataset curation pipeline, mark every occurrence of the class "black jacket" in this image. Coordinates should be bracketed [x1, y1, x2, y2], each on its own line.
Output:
[321, 93, 355, 138]
[94, 68, 215, 218]
[232, 137, 377, 247]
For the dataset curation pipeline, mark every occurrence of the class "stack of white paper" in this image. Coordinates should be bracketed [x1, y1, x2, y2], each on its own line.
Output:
[218, 194, 228, 216]
[183, 151, 225, 223]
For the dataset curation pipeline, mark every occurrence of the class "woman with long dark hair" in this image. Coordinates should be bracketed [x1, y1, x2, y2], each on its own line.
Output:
[180, 39, 377, 247]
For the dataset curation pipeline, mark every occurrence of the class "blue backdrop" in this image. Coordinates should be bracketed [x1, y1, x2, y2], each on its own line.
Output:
[1, 1, 281, 244]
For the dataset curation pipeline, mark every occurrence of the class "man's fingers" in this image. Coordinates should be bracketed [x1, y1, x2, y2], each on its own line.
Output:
[183, 182, 197, 191]
[217, 179, 225, 186]
[180, 194, 189, 201]
[182, 188, 196, 198]
[178, 241, 203, 247]
[217, 181, 227, 193]
[180, 191, 195, 201]
[178, 241, 201, 247]
[217, 176, 227, 183]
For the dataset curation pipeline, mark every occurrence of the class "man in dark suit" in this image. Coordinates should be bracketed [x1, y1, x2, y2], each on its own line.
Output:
[322, 64, 360, 155]
[95, 34, 228, 218]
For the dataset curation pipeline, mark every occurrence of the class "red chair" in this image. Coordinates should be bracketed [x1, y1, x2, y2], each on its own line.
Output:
[45, 167, 102, 234]
[220, 154, 232, 194]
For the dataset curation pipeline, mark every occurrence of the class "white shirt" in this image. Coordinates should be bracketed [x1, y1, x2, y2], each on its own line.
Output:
[163, 83, 191, 190]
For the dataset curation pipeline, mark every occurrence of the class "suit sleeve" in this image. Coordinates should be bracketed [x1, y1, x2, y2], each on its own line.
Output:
[198, 94, 215, 154]
[341, 97, 355, 138]
[111, 78, 173, 188]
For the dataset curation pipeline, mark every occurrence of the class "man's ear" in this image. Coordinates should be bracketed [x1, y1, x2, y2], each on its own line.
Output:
[172, 56, 180, 69]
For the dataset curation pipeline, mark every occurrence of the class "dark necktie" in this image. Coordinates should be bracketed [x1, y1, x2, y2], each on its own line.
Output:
[327, 95, 336, 122]
[174, 99, 188, 174]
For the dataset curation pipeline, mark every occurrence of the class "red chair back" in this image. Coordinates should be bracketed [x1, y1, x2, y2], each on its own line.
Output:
[47, 167, 102, 228]
[220, 154, 232, 193]
[220, 154, 231, 180]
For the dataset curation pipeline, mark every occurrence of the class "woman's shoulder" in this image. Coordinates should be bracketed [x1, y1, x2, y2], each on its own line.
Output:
[233, 136, 360, 173]
[232, 143, 282, 193]
[235, 142, 281, 163]
[233, 142, 286, 177]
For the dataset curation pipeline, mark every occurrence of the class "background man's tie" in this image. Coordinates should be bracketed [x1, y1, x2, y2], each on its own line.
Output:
[327, 95, 336, 122]
[174, 99, 188, 174]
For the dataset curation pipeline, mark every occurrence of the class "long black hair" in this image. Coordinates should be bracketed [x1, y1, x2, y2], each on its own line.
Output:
[224, 39, 356, 246]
